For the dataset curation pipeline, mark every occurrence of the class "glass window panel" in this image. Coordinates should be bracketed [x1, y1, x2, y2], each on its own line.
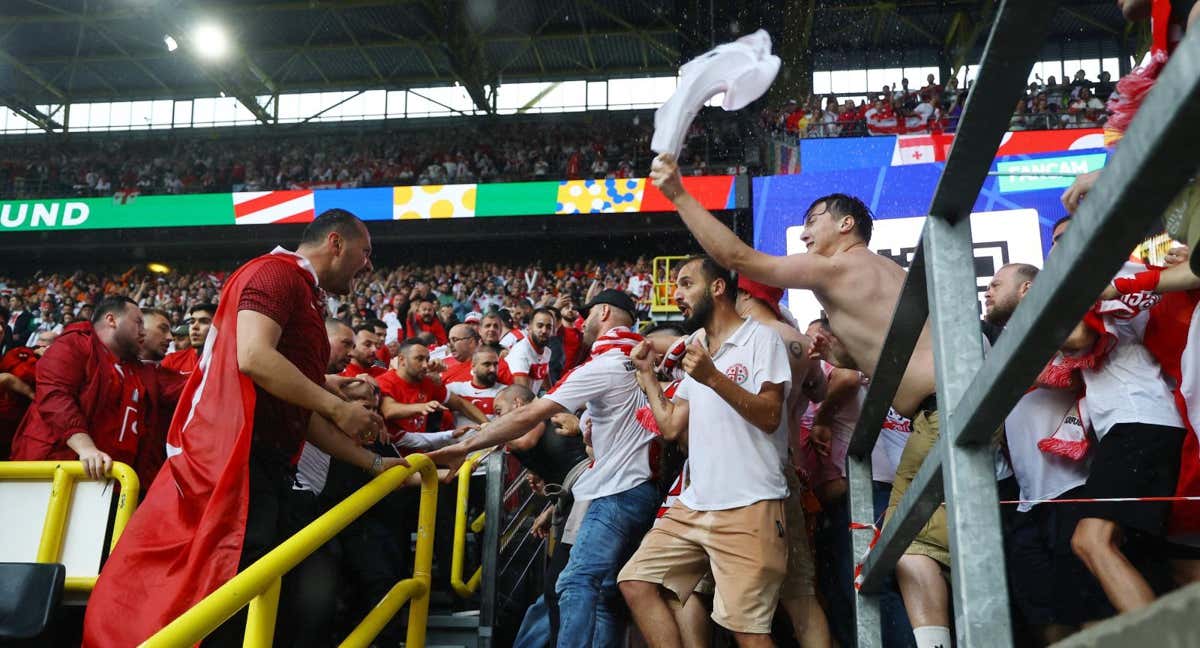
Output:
[173, 100, 192, 127]
[361, 89, 386, 118]
[496, 81, 550, 113]
[386, 90, 406, 118]
[151, 100, 173, 128]
[866, 68, 903, 93]
[1101, 57, 1119, 74]
[558, 81, 587, 111]
[68, 103, 90, 130]
[298, 92, 324, 119]
[192, 97, 216, 125]
[109, 101, 131, 129]
[228, 98, 257, 124]
[813, 71, 832, 95]
[587, 81, 607, 109]
[830, 69, 867, 94]
[88, 102, 111, 129]
[1062, 59, 1083, 82]
[277, 93, 302, 122]
[129, 101, 153, 129]
[1079, 59, 1102, 81]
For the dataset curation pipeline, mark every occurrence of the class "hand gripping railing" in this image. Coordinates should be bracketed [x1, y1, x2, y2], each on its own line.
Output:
[0, 460, 140, 593]
[451, 449, 493, 598]
[141, 454, 440, 648]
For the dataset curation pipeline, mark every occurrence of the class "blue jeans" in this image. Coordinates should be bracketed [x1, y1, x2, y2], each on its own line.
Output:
[555, 481, 660, 648]
[514, 594, 551, 648]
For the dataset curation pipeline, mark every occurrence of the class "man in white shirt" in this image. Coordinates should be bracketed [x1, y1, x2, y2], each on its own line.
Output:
[1052, 218, 1188, 616]
[445, 348, 504, 428]
[429, 290, 657, 648]
[508, 308, 555, 394]
[619, 256, 790, 647]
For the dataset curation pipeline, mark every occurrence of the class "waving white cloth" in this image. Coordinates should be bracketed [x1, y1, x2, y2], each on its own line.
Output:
[652, 29, 781, 157]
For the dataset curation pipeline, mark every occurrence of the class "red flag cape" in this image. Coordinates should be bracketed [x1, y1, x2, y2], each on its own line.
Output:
[83, 251, 313, 647]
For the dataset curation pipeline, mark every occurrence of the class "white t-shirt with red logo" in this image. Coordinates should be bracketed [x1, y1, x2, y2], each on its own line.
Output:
[499, 328, 525, 350]
[446, 380, 503, 429]
[543, 348, 654, 503]
[675, 318, 791, 511]
[507, 336, 552, 394]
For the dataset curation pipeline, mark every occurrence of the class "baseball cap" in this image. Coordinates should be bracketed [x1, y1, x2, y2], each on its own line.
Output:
[464, 312, 482, 324]
[737, 275, 783, 317]
[581, 289, 638, 319]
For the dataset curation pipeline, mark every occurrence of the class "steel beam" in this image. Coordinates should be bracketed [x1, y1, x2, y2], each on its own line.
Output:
[951, 25, 1200, 448]
[856, 442, 943, 594]
[847, 454, 882, 648]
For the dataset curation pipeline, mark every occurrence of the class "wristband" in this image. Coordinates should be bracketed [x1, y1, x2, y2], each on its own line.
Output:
[1111, 267, 1162, 295]
[369, 453, 383, 475]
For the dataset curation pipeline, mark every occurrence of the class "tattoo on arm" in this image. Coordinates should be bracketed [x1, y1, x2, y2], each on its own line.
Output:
[788, 341, 806, 359]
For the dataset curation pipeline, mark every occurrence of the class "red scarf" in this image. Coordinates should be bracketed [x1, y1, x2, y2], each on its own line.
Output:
[546, 327, 643, 396]
[84, 250, 315, 647]
[589, 326, 643, 358]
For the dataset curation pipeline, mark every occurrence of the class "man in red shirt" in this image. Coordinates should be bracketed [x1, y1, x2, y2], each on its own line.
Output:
[326, 319, 354, 374]
[139, 308, 172, 362]
[341, 324, 387, 378]
[0, 331, 54, 458]
[439, 323, 481, 384]
[379, 338, 488, 453]
[11, 297, 184, 483]
[162, 303, 214, 375]
[407, 296, 448, 346]
[83, 210, 390, 648]
[557, 298, 586, 372]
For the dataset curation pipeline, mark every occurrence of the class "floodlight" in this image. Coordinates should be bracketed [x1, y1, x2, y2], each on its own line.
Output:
[163, 35, 178, 52]
[192, 23, 229, 60]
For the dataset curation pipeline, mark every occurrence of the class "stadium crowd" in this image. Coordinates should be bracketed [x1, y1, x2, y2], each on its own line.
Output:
[0, 111, 747, 201]
[768, 67, 1115, 138]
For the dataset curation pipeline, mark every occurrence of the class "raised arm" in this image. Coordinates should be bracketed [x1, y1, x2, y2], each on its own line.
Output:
[237, 310, 382, 440]
[650, 154, 834, 291]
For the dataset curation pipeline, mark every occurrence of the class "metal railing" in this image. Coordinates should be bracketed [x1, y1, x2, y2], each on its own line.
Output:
[0, 460, 140, 593]
[141, 454, 440, 648]
[451, 450, 492, 598]
[844, 2, 1200, 647]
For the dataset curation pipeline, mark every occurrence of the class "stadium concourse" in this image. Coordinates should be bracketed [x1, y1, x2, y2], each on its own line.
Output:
[3, 1, 1200, 648]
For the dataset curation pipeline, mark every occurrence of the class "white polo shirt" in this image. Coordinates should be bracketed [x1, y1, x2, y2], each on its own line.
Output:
[1005, 386, 1092, 512]
[676, 318, 792, 511]
[507, 336, 552, 394]
[543, 348, 654, 502]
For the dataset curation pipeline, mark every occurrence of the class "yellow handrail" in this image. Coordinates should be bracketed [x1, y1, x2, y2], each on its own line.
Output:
[0, 460, 140, 593]
[141, 454, 439, 648]
[651, 255, 688, 313]
[450, 450, 491, 598]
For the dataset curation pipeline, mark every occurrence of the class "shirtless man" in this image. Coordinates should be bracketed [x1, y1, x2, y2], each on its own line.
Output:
[650, 153, 949, 648]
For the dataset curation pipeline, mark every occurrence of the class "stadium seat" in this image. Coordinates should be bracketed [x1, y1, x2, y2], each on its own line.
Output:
[0, 562, 65, 639]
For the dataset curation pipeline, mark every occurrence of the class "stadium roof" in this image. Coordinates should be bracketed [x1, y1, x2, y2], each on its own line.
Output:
[0, 0, 1130, 127]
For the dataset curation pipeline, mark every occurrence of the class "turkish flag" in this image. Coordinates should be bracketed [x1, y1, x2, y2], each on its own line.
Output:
[82, 251, 312, 647]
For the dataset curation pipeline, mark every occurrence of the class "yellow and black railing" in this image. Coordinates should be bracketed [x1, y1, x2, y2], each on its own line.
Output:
[651, 255, 687, 314]
[141, 454, 440, 648]
[450, 450, 491, 598]
[0, 460, 140, 594]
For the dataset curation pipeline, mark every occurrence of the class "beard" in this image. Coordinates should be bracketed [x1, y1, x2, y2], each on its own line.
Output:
[984, 299, 1015, 326]
[422, 314, 434, 323]
[681, 290, 715, 333]
[476, 371, 497, 387]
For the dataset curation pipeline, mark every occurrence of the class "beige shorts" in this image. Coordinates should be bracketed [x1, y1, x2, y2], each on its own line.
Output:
[618, 499, 787, 634]
[884, 409, 950, 567]
[780, 469, 816, 599]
